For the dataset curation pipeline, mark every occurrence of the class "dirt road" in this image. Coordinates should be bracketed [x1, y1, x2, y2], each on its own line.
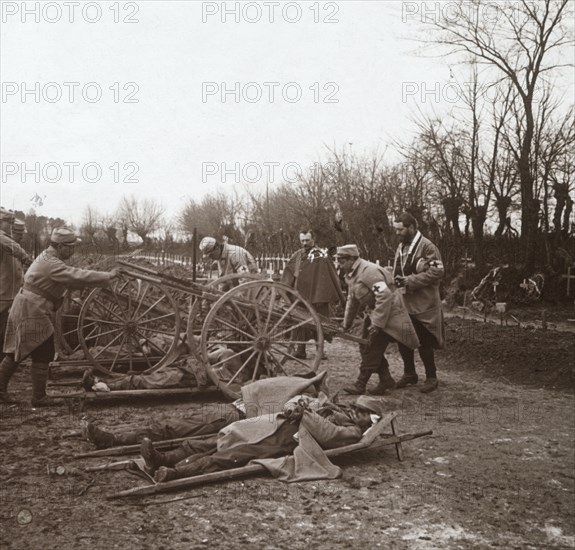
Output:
[1, 318, 573, 549]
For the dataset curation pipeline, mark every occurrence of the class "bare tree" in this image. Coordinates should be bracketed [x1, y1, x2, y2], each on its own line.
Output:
[118, 195, 165, 245]
[427, 0, 574, 269]
[179, 191, 243, 244]
[80, 206, 100, 244]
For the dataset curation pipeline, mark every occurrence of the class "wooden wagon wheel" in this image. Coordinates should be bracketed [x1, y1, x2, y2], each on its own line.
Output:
[186, 272, 263, 358]
[55, 288, 92, 357]
[201, 280, 323, 400]
[78, 277, 181, 376]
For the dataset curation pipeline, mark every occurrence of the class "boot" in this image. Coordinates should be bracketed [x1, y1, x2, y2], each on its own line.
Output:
[82, 367, 95, 392]
[343, 371, 371, 395]
[84, 421, 116, 449]
[419, 378, 439, 394]
[31, 362, 63, 407]
[141, 438, 164, 474]
[368, 366, 396, 395]
[141, 439, 189, 474]
[395, 374, 419, 389]
[0, 355, 19, 404]
[155, 466, 178, 483]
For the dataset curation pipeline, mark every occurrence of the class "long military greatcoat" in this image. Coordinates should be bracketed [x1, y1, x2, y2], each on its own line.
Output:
[4, 247, 113, 361]
[0, 230, 31, 313]
[343, 258, 420, 349]
[393, 233, 445, 348]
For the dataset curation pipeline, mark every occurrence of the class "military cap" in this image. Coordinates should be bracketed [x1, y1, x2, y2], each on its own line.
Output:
[353, 395, 385, 416]
[12, 219, 26, 233]
[335, 244, 360, 258]
[51, 226, 81, 245]
[0, 207, 15, 222]
[199, 236, 218, 254]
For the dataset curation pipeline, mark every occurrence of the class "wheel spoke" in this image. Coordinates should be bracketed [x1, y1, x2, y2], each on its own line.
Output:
[208, 346, 254, 369]
[271, 317, 315, 339]
[270, 345, 312, 369]
[225, 349, 258, 386]
[267, 350, 288, 376]
[135, 329, 168, 355]
[251, 352, 263, 381]
[262, 287, 277, 335]
[137, 312, 176, 325]
[270, 340, 312, 345]
[214, 317, 255, 340]
[131, 281, 148, 320]
[83, 317, 124, 326]
[135, 326, 177, 337]
[135, 295, 166, 322]
[110, 334, 127, 372]
[230, 302, 257, 335]
[268, 298, 301, 336]
[92, 331, 125, 358]
[84, 325, 125, 341]
[92, 298, 126, 323]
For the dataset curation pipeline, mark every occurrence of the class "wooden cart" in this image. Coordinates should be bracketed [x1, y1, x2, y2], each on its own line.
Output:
[65, 260, 364, 400]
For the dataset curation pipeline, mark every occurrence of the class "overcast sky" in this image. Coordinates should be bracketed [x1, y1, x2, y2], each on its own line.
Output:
[1, 1, 573, 226]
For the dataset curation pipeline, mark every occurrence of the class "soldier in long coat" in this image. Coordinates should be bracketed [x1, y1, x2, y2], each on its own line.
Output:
[392, 213, 445, 393]
[0, 227, 119, 406]
[336, 245, 420, 395]
[281, 230, 344, 359]
[0, 209, 33, 361]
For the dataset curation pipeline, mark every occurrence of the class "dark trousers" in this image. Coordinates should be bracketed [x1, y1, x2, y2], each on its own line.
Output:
[114, 404, 243, 444]
[397, 316, 437, 379]
[359, 322, 392, 377]
[174, 421, 299, 478]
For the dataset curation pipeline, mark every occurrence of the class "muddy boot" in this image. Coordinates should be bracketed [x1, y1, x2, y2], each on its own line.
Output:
[0, 355, 19, 404]
[419, 378, 439, 394]
[141, 439, 189, 474]
[395, 374, 419, 389]
[343, 371, 371, 395]
[84, 421, 116, 449]
[155, 466, 178, 483]
[81, 367, 96, 392]
[368, 366, 396, 395]
[141, 438, 164, 474]
[31, 362, 63, 407]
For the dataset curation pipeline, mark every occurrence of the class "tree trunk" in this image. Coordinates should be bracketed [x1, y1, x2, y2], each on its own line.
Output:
[519, 95, 536, 271]
[470, 206, 487, 271]
[563, 195, 573, 237]
[494, 197, 512, 238]
[442, 197, 461, 241]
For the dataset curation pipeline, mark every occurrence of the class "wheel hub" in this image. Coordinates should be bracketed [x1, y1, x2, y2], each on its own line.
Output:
[254, 336, 270, 352]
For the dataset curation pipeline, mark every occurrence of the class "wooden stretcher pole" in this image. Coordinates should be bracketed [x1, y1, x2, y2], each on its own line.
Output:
[109, 414, 432, 499]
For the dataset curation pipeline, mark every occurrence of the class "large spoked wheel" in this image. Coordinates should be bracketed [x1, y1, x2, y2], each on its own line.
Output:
[201, 281, 323, 400]
[78, 277, 181, 376]
[186, 272, 264, 358]
[55, 288, 92, 357]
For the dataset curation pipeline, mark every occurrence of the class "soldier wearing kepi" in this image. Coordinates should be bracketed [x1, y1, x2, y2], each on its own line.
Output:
[0, 227, 120, 406]
[392, 213, 445, 394]
[337, 245, 420, 395]
[199, 236, 258, 278]
[0, 209, 33, 362]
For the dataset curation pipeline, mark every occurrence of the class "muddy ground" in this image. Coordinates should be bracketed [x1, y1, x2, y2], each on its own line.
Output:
[1, 316, 574, 550]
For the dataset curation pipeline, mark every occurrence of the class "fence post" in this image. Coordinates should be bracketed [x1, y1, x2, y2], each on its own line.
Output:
[192, 228, 197, 282]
